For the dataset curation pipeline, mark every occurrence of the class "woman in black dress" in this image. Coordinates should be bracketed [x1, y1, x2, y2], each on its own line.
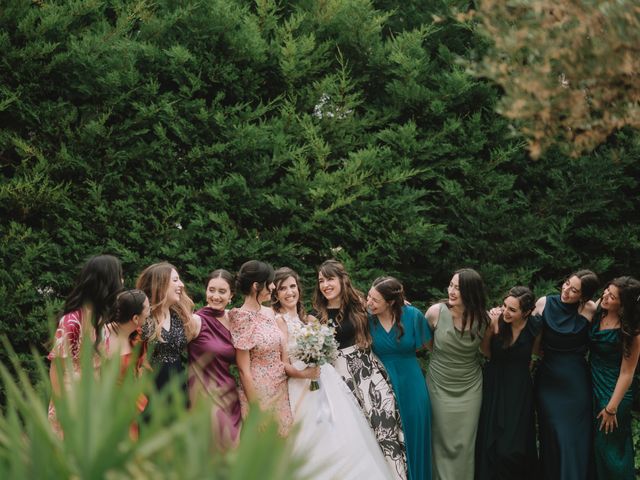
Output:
[534, 269, 598, 480]
[475, 286, 539, 480]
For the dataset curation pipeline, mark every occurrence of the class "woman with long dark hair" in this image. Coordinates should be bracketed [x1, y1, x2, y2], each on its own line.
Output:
[475, 286, 539, 479]
[314, 259, 407, 480]
[590, 276, 640, 479]
[425, 268, 489, 480]
[367, 276, 432, 480]
[48, 254, 124, 433]
[534, 269, 599, 479]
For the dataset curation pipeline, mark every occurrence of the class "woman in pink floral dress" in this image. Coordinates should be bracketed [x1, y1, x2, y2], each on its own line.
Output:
[229, 260, 316, 436]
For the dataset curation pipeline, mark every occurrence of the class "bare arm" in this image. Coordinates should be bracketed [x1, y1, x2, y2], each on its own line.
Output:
[187, 313, 202, 342]
[236, 349, 258, 404]
[481, 312, 500, 359]
[597, 335, 640, 433]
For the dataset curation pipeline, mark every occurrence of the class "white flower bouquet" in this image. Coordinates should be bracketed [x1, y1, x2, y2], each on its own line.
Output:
[289, 319, 339, 391]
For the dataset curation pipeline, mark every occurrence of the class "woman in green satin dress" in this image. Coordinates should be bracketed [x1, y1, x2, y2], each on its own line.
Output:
[425, 268, 489, 480]
[589, 276, 640, 480]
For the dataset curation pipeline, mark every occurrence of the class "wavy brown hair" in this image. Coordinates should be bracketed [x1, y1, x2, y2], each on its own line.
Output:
[135, 262, 195, 342]
[313, 259, 371, 348]
[271, 267, 306, 320]
[602, 276, 640, 358]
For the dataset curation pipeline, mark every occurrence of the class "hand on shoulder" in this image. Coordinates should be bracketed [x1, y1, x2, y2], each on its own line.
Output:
[580, 300, 597, 321]
[533, 296, 546, 316]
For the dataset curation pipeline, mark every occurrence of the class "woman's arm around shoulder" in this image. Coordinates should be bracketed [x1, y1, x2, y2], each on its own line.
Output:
[532, 296, 546, 316]
[580, 300, 597, 322]
[187, 313, 202, 342]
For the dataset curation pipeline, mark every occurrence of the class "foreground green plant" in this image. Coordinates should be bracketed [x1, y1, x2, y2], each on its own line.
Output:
[0, 338, 305, 479]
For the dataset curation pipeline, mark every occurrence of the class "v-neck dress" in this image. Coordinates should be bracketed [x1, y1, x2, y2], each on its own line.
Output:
[370, 305, 432, 480]
[475, 316, 541, 479]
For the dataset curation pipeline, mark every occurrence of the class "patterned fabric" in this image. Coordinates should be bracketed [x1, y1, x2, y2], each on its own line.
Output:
[142, 311, 188, 393]
[48, 309, 84, 362]
[229, 307, 292, 436]
[48, 308, 101, 436]
[334, 344, 407, 480]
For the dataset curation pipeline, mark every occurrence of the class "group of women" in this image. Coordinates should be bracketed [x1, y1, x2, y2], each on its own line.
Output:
[48, 254, 640, 480]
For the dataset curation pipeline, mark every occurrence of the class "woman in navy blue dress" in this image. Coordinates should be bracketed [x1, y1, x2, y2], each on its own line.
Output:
[534, 269, 599, 479]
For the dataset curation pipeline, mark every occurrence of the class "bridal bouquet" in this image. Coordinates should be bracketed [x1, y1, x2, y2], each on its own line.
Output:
[289, 319, 339, 391]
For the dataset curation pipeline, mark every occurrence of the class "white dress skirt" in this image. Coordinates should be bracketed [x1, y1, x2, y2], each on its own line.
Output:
[282, 313, 393, 480]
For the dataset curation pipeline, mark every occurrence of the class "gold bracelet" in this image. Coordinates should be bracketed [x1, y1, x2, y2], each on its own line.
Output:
[604, 406, 617, 415]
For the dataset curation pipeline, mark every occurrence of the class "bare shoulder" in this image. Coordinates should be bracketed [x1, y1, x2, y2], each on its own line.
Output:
[425, 303, 442, 328]
[580, 300, 597, 321]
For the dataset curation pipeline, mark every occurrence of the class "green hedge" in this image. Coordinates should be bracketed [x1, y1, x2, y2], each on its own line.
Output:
[1, 0, 639, 367]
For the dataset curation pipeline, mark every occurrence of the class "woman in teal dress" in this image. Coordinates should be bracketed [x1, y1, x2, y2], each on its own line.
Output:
[534, 269, 599, 480]
[425, 268, 489, 480]
[368, 276, 432, 480]
[589, 276, 640, 480]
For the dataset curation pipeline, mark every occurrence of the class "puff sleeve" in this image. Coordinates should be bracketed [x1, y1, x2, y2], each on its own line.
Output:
[228, 308, 257, 350]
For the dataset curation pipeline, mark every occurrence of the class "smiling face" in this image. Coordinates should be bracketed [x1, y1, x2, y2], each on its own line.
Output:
[601, 284, 621, 313]
[206, 277, 233, 310]
[447, 274, 462, 307]
[561, 275, 582, 303]
[164, 268, 184, 306]
[367, 287, 391, 317]
[501, 296, 524, 324]
[276, 276, 300, 312]
[318, 272, 342, 306]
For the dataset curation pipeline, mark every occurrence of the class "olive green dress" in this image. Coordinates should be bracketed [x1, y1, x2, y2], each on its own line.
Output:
[426, 304, 483, 480]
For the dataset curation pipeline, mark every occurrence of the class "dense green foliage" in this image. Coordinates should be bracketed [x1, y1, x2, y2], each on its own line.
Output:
[1, 0, 639, 385]
[0, 338, 303, 479]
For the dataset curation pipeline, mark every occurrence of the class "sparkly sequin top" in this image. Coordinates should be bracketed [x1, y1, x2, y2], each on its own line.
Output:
[142, 311, 187, 391]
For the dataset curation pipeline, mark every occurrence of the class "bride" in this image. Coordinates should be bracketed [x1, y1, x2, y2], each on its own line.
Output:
[273, 267, 393, 480]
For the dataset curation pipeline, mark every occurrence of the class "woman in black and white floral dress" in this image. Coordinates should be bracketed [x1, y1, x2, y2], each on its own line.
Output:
[313, 259, 407, 480]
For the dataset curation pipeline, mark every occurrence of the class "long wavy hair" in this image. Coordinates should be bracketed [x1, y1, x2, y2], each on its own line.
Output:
[271, 267, 306, 320]
[448, 268, 490, 338]
[602, 276, 640, 358]
[370, 276, 405, 340]
[313, 259, 371, 348]
[59, 254, 123, 350]
[496, 286, 535, 349]
[135, 262, 195, 342]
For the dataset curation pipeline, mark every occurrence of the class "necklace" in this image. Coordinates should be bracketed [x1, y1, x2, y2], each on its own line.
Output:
[600, 313, 620, 330]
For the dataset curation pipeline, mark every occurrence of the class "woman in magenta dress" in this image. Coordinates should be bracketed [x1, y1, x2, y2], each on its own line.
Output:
[188, 269, 242, 448]
[229, 260, 316, 436]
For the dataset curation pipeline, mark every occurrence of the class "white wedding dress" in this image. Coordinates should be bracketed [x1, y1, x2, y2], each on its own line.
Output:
[281, 312, 393, 480]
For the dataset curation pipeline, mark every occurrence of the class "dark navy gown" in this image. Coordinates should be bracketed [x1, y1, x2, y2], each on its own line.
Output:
[535, 295, 594, 480]
[475, 316, 541, 479]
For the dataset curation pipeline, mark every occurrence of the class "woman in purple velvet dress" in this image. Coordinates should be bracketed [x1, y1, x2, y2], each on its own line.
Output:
[188, 269, 241, 448]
